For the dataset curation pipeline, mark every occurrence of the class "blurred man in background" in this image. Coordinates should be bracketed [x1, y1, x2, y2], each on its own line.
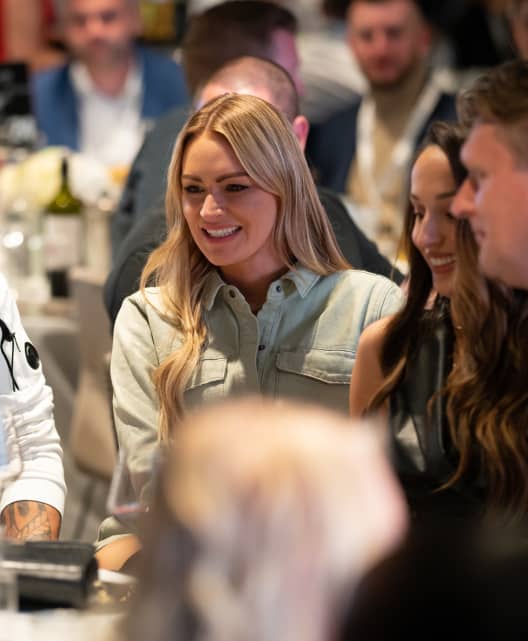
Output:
[32, 0, 188, 168]
[307, 0, 457, 258]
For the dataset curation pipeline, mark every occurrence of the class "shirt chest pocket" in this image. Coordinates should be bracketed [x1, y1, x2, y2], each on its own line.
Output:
[275, 349, 354, 414]
[184, 355, 228, 410]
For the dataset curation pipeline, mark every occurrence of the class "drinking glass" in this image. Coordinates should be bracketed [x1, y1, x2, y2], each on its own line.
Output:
[106, 448, 150, 532]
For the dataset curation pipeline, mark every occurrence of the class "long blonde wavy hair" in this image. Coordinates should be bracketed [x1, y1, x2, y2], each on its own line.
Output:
[140, 94, 349, 440]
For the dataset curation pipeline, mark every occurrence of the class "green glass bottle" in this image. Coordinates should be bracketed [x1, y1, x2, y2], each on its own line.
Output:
[43, 156, 83, 297]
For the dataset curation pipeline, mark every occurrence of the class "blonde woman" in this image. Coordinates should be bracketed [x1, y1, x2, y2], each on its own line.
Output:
[110, 93, 402, 513]
[119, 398, 408, 641]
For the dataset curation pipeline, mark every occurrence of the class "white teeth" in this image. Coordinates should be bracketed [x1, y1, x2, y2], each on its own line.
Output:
[429, 255, 455, 267]
[205, 226, 240, 238]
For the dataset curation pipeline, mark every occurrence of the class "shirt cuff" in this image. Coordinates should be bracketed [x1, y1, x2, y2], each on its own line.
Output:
[0, 478, 65, 516]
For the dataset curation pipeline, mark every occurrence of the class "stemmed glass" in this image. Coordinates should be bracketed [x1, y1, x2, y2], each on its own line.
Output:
[0, 408, 22, 611]
[106, 447, 150, 532]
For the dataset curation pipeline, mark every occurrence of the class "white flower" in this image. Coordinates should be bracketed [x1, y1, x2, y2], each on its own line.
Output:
[0, 147, 114, 211]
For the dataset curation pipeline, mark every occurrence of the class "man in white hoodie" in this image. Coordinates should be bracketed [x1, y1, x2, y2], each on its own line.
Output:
[0, 274, 66, 540]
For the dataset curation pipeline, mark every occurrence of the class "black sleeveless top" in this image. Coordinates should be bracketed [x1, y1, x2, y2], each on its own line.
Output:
[389, 298, 485, 523]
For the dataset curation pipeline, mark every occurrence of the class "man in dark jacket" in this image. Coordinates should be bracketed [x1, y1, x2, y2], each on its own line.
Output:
[307, 0, 457, 259]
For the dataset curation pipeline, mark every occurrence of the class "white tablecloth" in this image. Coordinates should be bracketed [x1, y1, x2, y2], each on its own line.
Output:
[0, 609, 122, 641]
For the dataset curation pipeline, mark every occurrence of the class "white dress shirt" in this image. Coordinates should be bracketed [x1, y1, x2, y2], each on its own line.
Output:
[70, 61, 146, 169]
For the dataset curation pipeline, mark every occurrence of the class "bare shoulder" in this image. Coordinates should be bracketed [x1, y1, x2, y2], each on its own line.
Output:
[350, 316, 394, 418]
[357, 316, 393, 355]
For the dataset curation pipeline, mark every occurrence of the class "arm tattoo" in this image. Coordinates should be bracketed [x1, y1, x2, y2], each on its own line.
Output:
[1, 501, 60, 541]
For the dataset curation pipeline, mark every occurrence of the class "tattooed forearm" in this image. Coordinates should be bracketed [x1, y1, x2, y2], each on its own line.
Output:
[1, 501, 61, 541]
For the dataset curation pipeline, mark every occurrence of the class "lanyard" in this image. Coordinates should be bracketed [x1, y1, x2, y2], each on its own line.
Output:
[356, 73, 443, 211]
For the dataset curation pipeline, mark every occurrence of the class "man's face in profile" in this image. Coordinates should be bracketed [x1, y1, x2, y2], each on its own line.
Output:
[453, 121, 528, 289]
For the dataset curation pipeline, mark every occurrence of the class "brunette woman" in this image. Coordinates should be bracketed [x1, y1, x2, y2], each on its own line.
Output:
[350, 121, 528, 524]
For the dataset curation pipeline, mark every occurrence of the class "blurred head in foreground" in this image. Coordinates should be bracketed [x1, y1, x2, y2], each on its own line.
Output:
[123, 397, 408, 641]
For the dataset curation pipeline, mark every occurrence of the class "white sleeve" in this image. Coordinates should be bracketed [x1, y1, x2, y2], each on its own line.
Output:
[0, 274, 66, 515]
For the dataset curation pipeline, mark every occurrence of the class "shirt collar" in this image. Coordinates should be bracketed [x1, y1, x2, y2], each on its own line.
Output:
[202, 270, 226, 311]
[70, 59, 142, 101]
[202, 266, 321, 311]
[281, 265, 321, 298]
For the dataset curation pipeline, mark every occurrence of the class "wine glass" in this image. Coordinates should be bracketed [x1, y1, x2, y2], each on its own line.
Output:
[0, 408, 22, 611]
[106, 447, 150, 532]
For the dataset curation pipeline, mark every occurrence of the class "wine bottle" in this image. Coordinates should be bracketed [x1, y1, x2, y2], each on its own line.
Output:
[43, 156, 83, 297]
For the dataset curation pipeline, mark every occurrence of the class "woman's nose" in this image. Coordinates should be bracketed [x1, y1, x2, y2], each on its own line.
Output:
[200, 193, 224, 218]
[418, 214, 443, 247]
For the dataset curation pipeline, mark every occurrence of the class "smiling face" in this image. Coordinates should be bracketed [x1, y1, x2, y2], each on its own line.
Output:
[452, 122, 528, 289]
[410, 145, 458, 297]
[181, 132, 285, 286]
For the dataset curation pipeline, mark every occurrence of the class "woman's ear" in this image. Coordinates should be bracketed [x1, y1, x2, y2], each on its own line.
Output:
[292, 115, 310, 152]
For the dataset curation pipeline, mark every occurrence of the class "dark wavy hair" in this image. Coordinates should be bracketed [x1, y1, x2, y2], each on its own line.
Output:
[445, 225, 528, 520]
[368, 120, 466, 408]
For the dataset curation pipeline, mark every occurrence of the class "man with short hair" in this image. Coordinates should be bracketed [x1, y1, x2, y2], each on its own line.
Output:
[105, 55, 401, 325]
[451, 60, 528, 290]
[32, 0, 188, 167]
[307, 0, 457, 257]
[182, 0, 303, 96]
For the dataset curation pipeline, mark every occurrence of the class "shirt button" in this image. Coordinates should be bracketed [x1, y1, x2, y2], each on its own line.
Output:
[229, 289, 236, 298]
[258, 344, 266, 351]
[275, 285, 282, 293]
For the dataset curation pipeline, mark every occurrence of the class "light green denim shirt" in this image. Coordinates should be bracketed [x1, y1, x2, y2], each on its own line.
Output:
[111, 266, 403, 497]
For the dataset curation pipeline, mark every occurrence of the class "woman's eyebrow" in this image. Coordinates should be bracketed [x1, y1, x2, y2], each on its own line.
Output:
[216, 172, 249, 182]
[436, 190, 457, 200]
[181, 171, 249, 182]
